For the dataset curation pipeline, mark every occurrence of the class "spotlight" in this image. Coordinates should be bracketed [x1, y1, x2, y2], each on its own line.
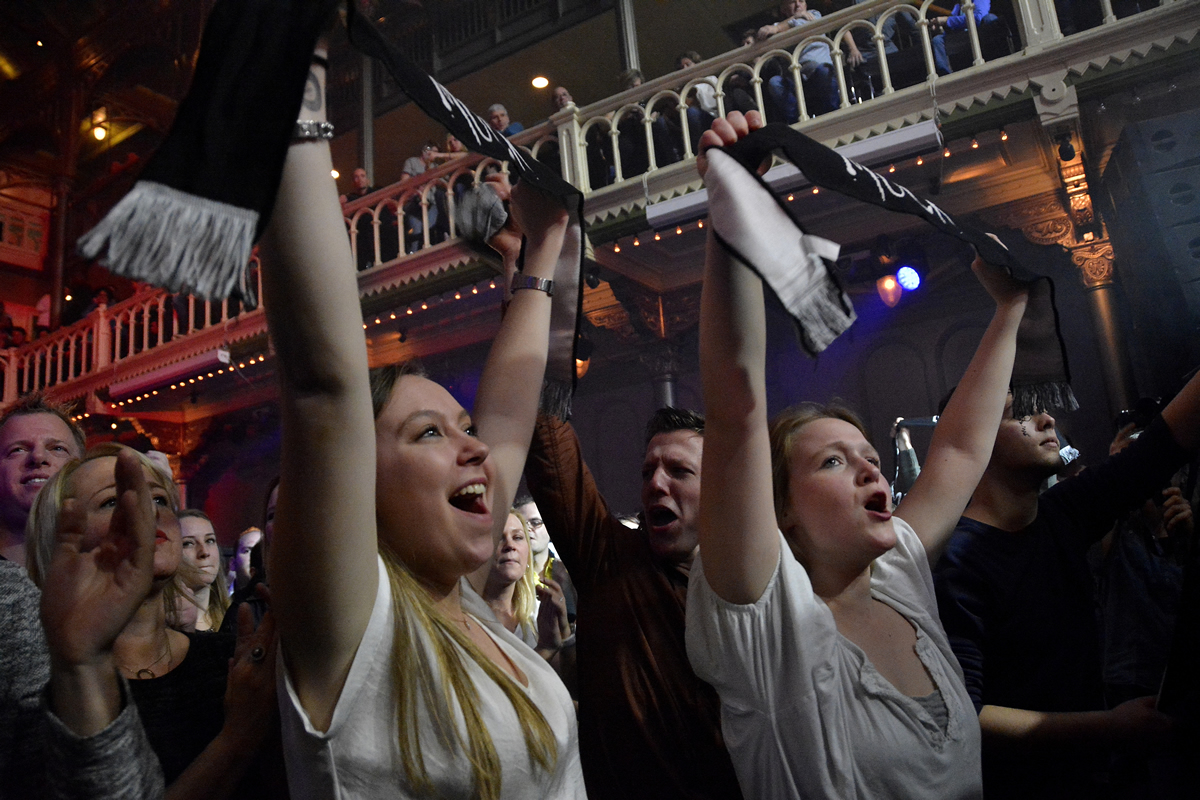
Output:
[876, 275, 902, 308]
[896, 266, 921, 290]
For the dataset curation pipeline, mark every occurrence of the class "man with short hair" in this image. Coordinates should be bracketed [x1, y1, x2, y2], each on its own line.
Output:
[525, 408, 743, 800]
[934, 374, 1200, 799]
[486, 103, 524, 137]
[551, 86, 574, 112]
[0, 395, 86, 565]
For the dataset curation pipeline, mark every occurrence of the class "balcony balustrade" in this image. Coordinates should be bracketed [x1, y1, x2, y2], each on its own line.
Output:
[2, 0, 1196, 409]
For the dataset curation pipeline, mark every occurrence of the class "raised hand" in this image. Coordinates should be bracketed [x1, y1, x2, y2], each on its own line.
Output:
[1161, 486, 1193, 535]
[222, 594, 280, 749]
[696, 110, 765, 180]
[41, 448, 157, 670]
[535, 577, 572, 656]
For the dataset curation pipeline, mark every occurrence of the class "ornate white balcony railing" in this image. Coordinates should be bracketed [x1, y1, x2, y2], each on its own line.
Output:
[2, 0, 1196, 409]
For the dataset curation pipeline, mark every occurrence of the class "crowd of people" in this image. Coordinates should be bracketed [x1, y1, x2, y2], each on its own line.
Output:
[0, 6, 1194, 800]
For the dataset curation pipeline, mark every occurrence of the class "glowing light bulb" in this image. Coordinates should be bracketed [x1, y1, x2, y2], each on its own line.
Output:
[633, 237, 640, 246]
[787, 194, 794, 202]
[614, 243, 621, 253]
[676, 227, 683, 235]
[1000, 129, 1008, 141]
[93, 126, 107, 141]
[330, 169, 340, 179]
[888, 164, 895, 173]
[532, 76, 549, 89]
[916, 156, 924, 166]
[943, 147, 951, 158]
[971, 138, 979, 149]
[896, 266, 921, 290]
[654, 232, 661, 241]
[812, 187, 819, 194]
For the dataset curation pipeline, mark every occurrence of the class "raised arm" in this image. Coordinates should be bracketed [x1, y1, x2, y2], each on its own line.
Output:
[895, 254, 1027, 560]
[472, 184, 569, 535]
[696, 111, 781, 605]
[260, 46, 379, 728]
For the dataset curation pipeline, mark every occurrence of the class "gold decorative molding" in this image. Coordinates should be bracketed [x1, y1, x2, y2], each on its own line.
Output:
[1070, 242, 1116, 288]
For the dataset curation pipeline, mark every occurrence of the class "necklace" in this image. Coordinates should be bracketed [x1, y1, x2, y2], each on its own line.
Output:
[122, 633, 173, 680]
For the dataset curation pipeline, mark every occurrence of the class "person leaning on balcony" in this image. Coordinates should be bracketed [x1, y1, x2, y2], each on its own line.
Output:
[929, 1, 998, 76]
[340, 165, 399, 269]
[756, 1, 859, 120]
[399, 142, 448, 253]
[487, 103, 525, 137]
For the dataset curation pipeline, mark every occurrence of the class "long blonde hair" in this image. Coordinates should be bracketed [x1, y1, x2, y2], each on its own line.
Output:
[370, 364, 557, 799]
[507, 509, 539, 635]
[176, 508, 231, 630]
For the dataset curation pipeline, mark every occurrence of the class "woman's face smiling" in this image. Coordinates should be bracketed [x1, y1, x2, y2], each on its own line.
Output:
[491, 513, 530, 585]
[68, 456, 181, 580]
[180, 516, 219, 588]
[374, 375, 495, 590]
[783, 418, 896, 575]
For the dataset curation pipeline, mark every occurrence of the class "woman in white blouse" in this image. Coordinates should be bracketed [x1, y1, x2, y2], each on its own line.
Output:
[262, 44, 583, 800]
[686, 111, 1028, 799]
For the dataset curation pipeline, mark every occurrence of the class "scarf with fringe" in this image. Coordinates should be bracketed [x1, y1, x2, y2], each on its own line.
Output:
[706, 123, 1077, 417]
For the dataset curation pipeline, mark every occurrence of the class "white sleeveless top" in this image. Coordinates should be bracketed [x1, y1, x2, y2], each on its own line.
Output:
[279, 557, 586, 799]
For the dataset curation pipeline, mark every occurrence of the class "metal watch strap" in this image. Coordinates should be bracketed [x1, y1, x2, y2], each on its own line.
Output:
[511, 274, 554, 297]
[292, 120, 334, 140]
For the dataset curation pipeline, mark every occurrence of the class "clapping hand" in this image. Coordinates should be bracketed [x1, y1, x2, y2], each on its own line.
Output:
[41, 449, 156, 670]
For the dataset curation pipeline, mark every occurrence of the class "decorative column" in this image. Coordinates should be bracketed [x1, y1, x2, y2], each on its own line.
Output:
[1070, 242, 1137, 413]
[641, 343, 680, 410]
[985, 193, 1137, 415]
[361, 53, 375, 183]
[614, 0, 640, 73]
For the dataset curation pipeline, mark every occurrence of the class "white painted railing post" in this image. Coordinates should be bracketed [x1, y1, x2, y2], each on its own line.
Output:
[2, 351, 16, 404]
[95, 304, 111, 369]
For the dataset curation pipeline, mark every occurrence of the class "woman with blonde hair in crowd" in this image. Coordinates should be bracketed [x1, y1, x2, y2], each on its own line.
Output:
[685, 111, 1028, 798]
[26, 443, 281, 798]
[261, 40, 583, 800]
[470, 510, 573, 662]
[174, 509, 230, 632]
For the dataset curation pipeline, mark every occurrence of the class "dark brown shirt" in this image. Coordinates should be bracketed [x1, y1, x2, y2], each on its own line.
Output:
[526, 415, 743, 800]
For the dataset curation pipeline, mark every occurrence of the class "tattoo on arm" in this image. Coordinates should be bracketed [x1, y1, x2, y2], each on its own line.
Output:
[303, 70, 323, 112]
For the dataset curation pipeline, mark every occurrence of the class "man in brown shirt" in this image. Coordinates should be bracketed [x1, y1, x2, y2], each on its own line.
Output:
[525, 409, 743, 800]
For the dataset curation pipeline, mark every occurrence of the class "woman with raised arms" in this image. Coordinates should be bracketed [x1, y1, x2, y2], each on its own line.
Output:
[686, 111, 1028, 799]
[261, 42, 583, 800]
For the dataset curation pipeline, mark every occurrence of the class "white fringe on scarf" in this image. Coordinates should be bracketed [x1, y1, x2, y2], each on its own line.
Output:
[77, 181, 259, 307]
[705, 149, 856, 355]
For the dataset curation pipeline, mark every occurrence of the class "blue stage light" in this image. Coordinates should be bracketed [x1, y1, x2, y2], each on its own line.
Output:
[896, 266, 921, 291]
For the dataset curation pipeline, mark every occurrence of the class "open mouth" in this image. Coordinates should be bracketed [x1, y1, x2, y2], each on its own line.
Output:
[448, 482, 488, 514]
[865, 491, 890, 515]
[647, 507, 678, 529]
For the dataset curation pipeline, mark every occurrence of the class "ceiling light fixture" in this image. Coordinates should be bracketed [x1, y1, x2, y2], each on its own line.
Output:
[532, 76, 549, 89]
